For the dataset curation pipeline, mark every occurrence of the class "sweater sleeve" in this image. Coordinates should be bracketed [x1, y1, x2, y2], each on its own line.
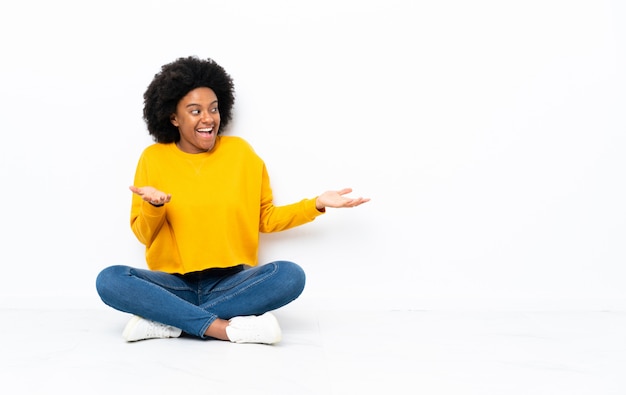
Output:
[129, 152, 168, 246]
[130, 198, 168, 246]
[258, 163, 325, 233]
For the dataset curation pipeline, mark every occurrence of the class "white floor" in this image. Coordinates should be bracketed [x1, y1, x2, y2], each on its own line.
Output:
[2, 304, 626, 394]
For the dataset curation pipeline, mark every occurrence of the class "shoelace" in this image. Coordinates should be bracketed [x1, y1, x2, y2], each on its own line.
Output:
[145, 321, 175, 338]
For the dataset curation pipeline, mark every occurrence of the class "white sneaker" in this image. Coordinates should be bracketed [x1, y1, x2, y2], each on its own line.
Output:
[226, 312, 282, 344]
[122, 315, 182, 342]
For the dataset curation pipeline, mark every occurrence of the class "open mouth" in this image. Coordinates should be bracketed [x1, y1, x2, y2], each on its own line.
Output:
[197, 127, 214, 135]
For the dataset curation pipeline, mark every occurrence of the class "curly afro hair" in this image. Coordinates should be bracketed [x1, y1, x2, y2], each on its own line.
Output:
[142, 56, 236, 143]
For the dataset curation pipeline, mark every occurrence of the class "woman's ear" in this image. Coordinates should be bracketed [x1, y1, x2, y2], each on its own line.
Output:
[170, 114, 179, 127]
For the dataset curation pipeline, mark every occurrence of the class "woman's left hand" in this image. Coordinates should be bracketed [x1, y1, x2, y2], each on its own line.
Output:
[315, 188, 370, 211]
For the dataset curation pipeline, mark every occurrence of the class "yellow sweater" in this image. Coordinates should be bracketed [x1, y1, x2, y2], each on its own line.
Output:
[130, 136, 324, 274]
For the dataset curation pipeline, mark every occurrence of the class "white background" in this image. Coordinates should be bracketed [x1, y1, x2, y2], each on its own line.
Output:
[0, 0, 624, 311]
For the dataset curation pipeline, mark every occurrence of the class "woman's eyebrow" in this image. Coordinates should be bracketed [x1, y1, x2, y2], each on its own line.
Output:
[185, 100, 218, 108]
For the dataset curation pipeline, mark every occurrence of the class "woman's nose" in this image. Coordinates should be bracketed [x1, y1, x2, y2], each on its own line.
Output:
[201, 111, 213, 122]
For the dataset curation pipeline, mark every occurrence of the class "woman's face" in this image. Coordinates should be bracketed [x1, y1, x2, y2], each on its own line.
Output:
[170, 87, 221, 154]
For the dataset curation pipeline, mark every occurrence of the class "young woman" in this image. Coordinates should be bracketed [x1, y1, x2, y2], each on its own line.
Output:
[96, 56, 369, 344]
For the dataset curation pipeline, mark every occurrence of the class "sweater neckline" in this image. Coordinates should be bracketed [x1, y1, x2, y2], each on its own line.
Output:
[169, 136, 223, 159]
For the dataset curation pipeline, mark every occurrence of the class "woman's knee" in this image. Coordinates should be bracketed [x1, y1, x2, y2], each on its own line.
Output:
[95, 265, 130, 301]
[275, 260, 306, 295]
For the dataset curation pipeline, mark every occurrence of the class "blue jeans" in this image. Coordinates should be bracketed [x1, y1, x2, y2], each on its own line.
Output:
[95, 261, 305, 338]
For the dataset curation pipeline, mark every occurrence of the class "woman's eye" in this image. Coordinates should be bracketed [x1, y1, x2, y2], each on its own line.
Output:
[191, 109, 200, 115]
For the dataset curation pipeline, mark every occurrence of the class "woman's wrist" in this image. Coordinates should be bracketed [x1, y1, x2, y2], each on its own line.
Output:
[315, 198, 325, 212]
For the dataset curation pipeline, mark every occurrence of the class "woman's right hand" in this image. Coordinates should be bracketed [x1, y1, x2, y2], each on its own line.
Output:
[129, 185, 172, 206]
